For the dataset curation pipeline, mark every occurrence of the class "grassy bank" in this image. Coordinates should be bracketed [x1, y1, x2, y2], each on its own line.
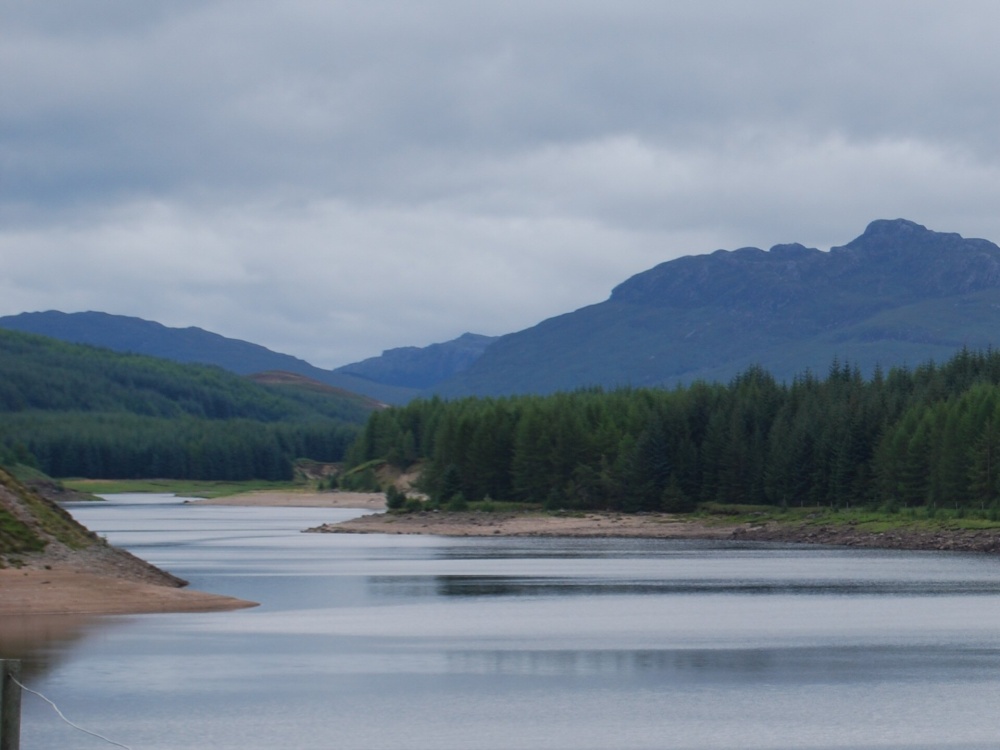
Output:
[1, 467, 99, 564]
[385, 497, 1000, 534]
[63, 478, 303, 499]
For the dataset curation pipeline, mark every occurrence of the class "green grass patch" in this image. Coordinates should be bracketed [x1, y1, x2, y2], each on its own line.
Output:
[472, 499, 540, 513]
[386, 497, 542, 515]
[18, 493, 95, 549]
[6, 463, 51, 483]
[338, 459, 385, 491]
[694, 502, 805, 526]
[0, 505, 47, 554]
[0, 468, 96, 553]
[62, 478, 302, 499]
[342, 459, 387, 475]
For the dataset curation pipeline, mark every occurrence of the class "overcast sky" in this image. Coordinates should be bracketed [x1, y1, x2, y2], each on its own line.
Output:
[4, 1, 1000, 368]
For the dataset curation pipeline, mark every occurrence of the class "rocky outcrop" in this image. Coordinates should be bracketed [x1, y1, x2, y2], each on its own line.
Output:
[732, 521, 1000, 554]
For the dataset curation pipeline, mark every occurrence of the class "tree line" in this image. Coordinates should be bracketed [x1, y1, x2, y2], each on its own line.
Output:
[345, 349, 1000, 511]
[0, 329, 373, 423]
[0, 329, 371, 479]
[2, 412, 358, 480]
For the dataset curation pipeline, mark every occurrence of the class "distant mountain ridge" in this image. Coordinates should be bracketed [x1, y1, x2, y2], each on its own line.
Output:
[6, 219, 1000, 400]
[435, 219, 1000, 396]
[334, 333, 497, 389]
[0, 312, 490, 404]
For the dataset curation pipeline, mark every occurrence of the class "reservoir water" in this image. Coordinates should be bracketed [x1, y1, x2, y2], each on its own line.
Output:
[7, 493, 1000, 749]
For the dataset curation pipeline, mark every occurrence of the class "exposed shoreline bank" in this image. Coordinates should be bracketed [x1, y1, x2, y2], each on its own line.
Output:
[1, 491, 384, 618]
[12, 489, 1000, 620]
[188, 490, 386, 509]
[730, 521, 1000, 554]
[0, 541, 256, 617]
[310, 508, 1000, 554]
[311, 510, 734, 539]
[0, 566, 256, 616]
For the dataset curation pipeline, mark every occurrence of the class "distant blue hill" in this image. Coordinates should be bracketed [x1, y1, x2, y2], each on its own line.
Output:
[334, 333, 498, 389]
[0, 312, 492, 404]
[433, 219, 1000, 396]
[9, 219, 996, 402]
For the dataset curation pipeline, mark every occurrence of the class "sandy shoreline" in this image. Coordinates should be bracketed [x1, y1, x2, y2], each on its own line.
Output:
[189, 490, 387, 509]
[0, 491, 383, 618]
[311, 510, 738, 538]
[11, 488, 999, 621]
[310, 508, 1000, 554]
[0, 567, 256, 616]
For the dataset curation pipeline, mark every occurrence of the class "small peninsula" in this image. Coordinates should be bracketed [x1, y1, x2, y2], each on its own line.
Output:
[0, 468, 255, 616]
[310, 504, 1000, 555]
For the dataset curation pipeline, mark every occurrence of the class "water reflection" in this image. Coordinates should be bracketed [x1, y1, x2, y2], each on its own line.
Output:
[17, 495, 1000, 750]
[0, 615, 95, 679]
[445, 645, 1000, 683]
[367, 572, 1000, 600]
[434, 536, 752, 559]
[446, 648, 776, 678]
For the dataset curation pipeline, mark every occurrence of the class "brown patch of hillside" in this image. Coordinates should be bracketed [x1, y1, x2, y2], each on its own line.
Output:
[247, 370, 387, 409]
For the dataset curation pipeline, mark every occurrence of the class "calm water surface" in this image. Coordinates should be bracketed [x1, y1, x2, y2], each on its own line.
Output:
[6, 493, 1000, 749]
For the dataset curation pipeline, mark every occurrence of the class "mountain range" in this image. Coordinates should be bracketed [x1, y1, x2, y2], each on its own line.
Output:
[438, 218, 1000, 395]
[5, 219, 1000, 399]
[0, 311, 492, 404]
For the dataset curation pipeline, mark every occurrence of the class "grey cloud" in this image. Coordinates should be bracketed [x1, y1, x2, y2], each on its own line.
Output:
[9, 1, 1000, 210]
[4, 1, 1000, 366]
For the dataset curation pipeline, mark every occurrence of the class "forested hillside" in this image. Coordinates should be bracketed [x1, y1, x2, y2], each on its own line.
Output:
[348, 349, 1000, 512]
[0, 310, 481, 404]
[0, 329, 376, 480]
